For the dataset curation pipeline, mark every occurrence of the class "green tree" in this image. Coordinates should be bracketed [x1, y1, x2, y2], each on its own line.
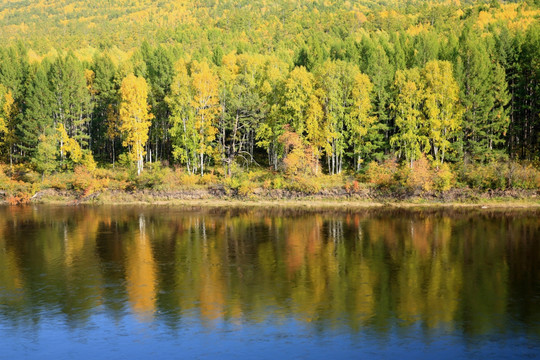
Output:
[19, 62, 55, 160]
[348, 72, 375, 171]
[167, 60, 199, 173]
[90, 52, 118, 161]
[32, 132, 58, 179]
[48, 52, 93, 147]
[456, 27, 510, 161]
[218, 53, 271, 175]
[142, 45, 174, 163]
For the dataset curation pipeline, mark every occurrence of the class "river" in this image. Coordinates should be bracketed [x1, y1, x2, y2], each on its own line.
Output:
[0, 206, 539, 359]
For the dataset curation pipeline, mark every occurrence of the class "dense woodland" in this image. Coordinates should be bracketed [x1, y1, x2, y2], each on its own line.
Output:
[0, 0, 539, 198]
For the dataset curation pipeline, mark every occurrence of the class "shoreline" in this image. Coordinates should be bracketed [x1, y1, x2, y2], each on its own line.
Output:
[8, 188, 539, 210]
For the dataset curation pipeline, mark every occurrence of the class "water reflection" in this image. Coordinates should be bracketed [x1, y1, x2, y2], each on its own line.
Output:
[0, 206, 539, 341]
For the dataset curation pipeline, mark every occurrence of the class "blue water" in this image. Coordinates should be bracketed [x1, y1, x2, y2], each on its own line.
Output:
[0, 206, 539, 359]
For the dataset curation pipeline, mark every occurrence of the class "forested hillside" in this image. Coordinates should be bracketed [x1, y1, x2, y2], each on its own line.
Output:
[0, 0, 539, 201]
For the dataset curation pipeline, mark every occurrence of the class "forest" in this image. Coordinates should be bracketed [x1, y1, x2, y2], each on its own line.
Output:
[0, 0, 539, 201]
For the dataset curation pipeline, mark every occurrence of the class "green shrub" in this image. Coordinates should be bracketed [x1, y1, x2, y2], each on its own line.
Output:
[135, 163, 169, 189]
[460, 162, 508, 190]
[272, 176, 285, 190]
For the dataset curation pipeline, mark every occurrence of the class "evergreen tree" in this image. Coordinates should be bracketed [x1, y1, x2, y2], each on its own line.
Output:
[48, 52, 93, 147]
[456, 26, 509, 161]
[90, 52, 118, 161]
[19, 63, 55, 160]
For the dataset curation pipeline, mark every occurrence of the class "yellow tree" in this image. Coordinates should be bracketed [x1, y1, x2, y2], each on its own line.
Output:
[390, 68, 429, 168]
[0, 85, 15, 164]
[190, 61, 220, 175]
[282, 66, 314, 135]
[119, 74, 153, 176]
[422, 60, 462, 166]
[57, 123, 97, 171]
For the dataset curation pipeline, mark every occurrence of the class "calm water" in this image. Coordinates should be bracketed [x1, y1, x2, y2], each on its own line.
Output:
[0, 206, 539, 359]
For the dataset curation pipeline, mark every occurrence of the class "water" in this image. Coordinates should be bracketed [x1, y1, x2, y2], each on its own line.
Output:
[0, 205, 539, 359]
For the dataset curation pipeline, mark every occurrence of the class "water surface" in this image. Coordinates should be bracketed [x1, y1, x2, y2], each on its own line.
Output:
[1, 206, 539, 359]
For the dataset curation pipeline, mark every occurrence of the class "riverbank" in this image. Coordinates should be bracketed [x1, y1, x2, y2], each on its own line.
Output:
[11, 187, 539, 209]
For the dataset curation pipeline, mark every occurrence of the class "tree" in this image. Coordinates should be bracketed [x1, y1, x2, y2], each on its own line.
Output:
[348, 73, 375, 171]
[168, 60, 221, 175]
[456, 27, 510, 161]
[48, 52, 93, 147]
[141, 45, 174, 163]
[422, 60, 462, 166]
[19, 62, 55, 160]
[0, 46, 27, 165]
[315, 60, 365, 175]
[217, 53, 271, 176]
[167, 60, 199, 173]
[57, 123, 96, 171]
[190, 61, 221, 175]
[281, 66, 314, 136]
[32, 133, 58, 179]
[390, 68, 429, 168]
[305, 90, 326, 174]
[254, 57, 289, 171]
[0, 85, 14, 152]
[119, 74, 153, 176]
[278, 126, 318, 176]
[90, 52, 118, 161]
[358, 35, 393, 157]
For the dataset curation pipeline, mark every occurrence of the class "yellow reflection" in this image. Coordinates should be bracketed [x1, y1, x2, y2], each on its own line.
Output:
[199, 220, 225, 322]
[125, 214, 157, 322]
[0, 236, 24, 304]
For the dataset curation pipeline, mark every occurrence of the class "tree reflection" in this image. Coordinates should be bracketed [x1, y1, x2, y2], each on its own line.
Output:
[0, 206, 538, 338]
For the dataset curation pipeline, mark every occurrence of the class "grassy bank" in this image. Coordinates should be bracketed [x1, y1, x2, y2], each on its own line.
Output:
[22, 187, 540, 209]
[1, 162, 539, 207]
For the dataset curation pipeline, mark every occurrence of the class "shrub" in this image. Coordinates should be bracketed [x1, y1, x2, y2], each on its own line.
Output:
[198, 172, 218, 185]
[460, 162, 508, 190]
[72, 166, 109, 196]
[43, 172, 74, 190]
[508, 162, 540, 190]
[135, 163, 169, 189]
[364, 159, 399, 188]
[285, 176, 321, 194]
[0, 165, 36, 204]
[278, 127, 319, 176]
[272, 176, 285, 190]
[238, 179, 256, 198]
[404, 156, 434, 192]
[179, 172, 199, 186]
[433, 163, 454, 192]
[344, 180, 361, 194]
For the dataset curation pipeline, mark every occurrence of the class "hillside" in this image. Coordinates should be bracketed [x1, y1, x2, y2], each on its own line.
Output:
[1, 0, 537, 53]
